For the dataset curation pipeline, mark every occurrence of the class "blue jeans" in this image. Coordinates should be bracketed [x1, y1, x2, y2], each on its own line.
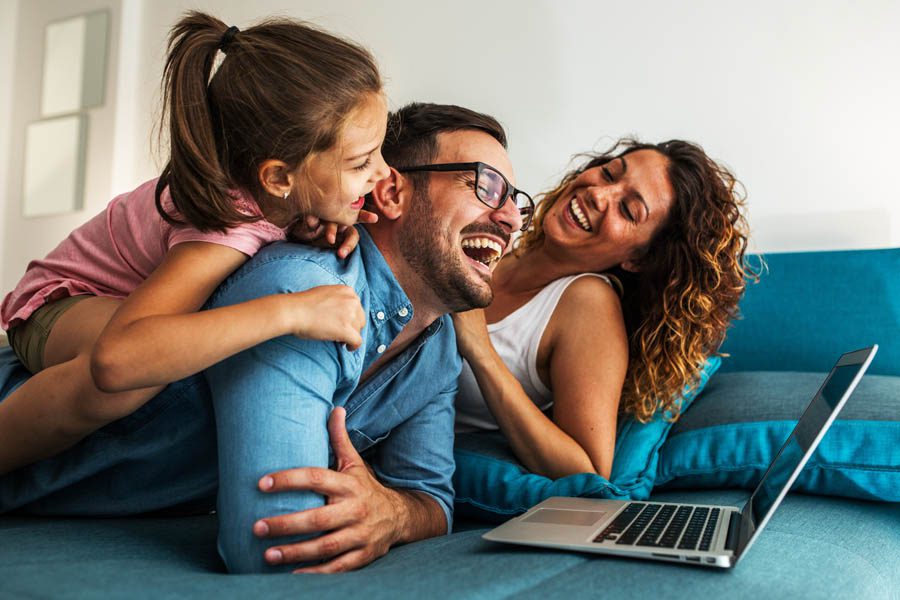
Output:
[0, 354, 218, 517]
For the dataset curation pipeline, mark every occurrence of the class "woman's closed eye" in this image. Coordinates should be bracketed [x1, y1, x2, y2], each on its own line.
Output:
[354, 156, 373, 171]
[620, 201, 636, 223]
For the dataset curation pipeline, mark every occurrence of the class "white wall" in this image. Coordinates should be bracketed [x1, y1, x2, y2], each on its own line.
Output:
[3, 0, 900, 293]
[2, 0, 122, 294]
[0, 0, 19, 288]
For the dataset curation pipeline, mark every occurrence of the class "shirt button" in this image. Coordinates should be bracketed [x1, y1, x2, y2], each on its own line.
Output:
[376, 311, 385, 320]
[377, 344, 387, 353]
[398, 307, 409, 317]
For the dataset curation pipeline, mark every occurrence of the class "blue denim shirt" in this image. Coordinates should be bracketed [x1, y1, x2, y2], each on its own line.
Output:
[205, 227, 460, 572]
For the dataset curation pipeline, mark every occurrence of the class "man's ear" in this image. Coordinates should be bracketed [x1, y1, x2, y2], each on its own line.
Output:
[258, 159, 294, 198]
[367, 168, 408, 221]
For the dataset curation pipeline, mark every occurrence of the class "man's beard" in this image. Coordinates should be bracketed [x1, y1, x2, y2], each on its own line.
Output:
[398, 185, 494, 312]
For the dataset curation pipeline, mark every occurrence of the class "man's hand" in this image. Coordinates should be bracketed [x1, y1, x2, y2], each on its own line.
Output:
[251, 407, 405, 573]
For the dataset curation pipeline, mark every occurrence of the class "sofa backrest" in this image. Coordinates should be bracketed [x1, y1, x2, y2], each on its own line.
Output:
[719, 247, 899, 376]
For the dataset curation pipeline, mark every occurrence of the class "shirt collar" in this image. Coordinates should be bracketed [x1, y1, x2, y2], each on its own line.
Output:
[358, 226, 414, 323]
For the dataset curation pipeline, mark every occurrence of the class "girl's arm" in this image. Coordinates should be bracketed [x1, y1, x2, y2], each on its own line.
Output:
[454, 276, 626, 479]
[91, 241, 365, 393]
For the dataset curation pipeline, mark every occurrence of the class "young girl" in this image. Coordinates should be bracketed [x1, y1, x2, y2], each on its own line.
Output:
[0, 12, 390, 475]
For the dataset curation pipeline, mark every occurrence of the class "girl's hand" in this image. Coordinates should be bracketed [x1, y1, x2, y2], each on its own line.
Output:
[286, 215, 331, 245]
[356, 209, 379, 225]
[286, 285, 366, 350]
[288, 210, 378, 258]
[451, 309, 491, 361]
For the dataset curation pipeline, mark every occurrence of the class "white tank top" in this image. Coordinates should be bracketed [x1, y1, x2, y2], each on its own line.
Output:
[454, 273, 612, 431]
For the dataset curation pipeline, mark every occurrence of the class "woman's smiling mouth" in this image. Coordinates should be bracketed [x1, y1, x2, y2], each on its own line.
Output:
[567, 197, 592, 232]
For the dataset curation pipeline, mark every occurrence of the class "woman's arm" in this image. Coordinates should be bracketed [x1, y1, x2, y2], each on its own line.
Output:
[91, 241, 365, 392]
[454, 276, 626, 479]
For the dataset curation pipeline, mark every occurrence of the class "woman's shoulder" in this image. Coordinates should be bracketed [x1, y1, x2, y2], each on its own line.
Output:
[527, 272, 616, 310]
[556, 273, 621, 307]
[550, 273, 625, 341]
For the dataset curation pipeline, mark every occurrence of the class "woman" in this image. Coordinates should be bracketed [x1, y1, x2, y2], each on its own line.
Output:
[453, 138, 753, 480]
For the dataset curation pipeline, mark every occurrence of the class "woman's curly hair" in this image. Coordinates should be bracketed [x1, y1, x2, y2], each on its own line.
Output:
[517, 138, 758, 423]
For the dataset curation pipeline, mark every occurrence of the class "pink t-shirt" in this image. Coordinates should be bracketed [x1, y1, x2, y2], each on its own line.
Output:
[1, 178, 287, 330]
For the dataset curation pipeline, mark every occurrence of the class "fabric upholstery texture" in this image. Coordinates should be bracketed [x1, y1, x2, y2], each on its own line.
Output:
[656, 371, 900, 501]
[2, 489, 897, 599]
[720, 247, 899, 376]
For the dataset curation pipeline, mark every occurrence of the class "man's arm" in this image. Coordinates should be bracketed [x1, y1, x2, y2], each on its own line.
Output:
[251, 407, 448, 573]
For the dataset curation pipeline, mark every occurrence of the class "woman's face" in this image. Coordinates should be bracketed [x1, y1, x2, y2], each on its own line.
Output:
[541, 149, 675, 272]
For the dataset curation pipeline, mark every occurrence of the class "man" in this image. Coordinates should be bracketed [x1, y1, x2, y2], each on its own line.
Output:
[0, 103, 528, 574]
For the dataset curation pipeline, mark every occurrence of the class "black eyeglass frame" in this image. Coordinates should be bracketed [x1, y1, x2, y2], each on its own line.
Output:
[397, 162, 534, 231]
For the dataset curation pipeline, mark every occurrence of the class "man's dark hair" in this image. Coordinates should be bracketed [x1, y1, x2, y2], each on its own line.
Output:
[382, 103, 507, 179]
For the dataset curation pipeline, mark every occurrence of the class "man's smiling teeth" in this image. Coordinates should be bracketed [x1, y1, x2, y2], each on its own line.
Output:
[461, 237, 503, 267]
[461, 237, 503, 253]
[569, 197, 592, 232]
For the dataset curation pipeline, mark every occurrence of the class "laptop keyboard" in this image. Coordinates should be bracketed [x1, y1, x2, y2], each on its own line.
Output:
[593, 503, 721, 551]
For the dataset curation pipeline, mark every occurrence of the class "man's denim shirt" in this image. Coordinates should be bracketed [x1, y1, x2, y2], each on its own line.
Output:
[205, 227, 459, 549]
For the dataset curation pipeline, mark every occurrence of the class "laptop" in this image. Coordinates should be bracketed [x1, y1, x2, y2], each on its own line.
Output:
[483, 345, 878, 569]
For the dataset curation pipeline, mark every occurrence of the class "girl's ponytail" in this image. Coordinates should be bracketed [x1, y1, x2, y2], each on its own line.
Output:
[156, 11, 382, 233]
[157, 12, 253, 232]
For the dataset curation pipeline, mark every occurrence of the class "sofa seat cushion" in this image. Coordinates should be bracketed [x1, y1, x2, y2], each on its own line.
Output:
[1, 490, 897, 598]
[656, 371, 900, 501]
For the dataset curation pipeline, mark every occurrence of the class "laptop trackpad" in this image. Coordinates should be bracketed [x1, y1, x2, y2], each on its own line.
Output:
[522, 508, 607, 527]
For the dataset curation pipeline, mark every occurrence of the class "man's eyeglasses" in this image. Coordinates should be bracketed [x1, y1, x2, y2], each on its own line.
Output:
[397, 162, 535, 231]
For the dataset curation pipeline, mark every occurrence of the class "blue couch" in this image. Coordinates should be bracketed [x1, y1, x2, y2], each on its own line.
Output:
[1, 248, 898, 598]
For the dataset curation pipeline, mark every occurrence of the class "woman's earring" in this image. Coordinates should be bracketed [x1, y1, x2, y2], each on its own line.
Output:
[283, 191, 289, 201]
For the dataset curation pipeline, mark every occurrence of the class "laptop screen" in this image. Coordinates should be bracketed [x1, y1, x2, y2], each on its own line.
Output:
[748, 361, 866, 525]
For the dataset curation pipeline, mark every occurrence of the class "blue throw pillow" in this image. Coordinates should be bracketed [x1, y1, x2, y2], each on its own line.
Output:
[655, 371, 900, 502]
[453, 357, 721, 522]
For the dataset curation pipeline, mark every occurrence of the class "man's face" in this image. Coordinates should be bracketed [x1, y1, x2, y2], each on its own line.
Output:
[397, 130, 522, 312]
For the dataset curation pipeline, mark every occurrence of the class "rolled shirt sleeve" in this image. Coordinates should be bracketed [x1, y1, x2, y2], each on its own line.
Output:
[367, 384, 457, 532]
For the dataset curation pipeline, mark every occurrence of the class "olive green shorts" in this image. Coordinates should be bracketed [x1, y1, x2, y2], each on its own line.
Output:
[6, 295, 91, 374]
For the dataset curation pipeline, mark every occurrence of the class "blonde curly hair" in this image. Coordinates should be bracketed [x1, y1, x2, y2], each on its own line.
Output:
[517, 139, 757, 423]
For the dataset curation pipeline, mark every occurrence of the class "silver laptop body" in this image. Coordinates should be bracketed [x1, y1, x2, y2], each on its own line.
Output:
[483, 346, 878, 569]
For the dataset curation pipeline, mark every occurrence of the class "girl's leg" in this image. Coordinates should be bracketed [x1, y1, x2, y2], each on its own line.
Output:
[0, 297, 164, 475]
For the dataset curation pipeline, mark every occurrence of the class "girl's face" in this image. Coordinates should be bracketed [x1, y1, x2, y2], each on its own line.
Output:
[301, 93, 390, 225]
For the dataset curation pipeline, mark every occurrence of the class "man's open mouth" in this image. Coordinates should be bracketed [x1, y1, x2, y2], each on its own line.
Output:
[568, 197, 592, 232]
[461, 236, 504, 269]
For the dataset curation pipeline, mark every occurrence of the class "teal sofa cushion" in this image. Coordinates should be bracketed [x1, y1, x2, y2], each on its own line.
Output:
[656, 371, 900, 501]
[2, 490, 898, 599]
[453, 358, 720, 521]
[720, 247, 900, 376]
